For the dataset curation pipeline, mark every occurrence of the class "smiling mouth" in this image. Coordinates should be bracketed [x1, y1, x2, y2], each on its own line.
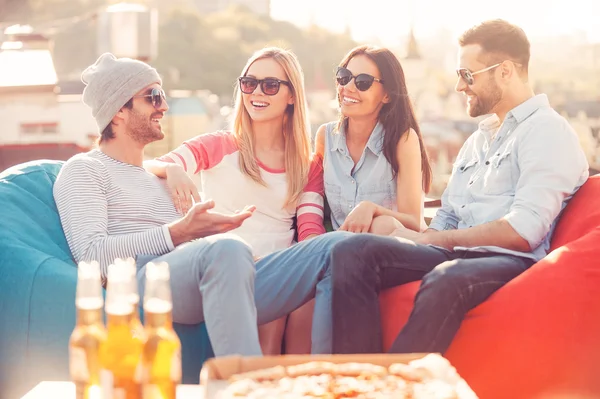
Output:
[342, 96, 360, 104]
[251, 101, 269, 108]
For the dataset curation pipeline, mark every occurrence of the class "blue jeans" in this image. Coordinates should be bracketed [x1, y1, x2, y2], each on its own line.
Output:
[137, 231, 353, 356]
[329, 234, 534, 354]
[254, 231, 353, 354]
[136, 234, 261, 357]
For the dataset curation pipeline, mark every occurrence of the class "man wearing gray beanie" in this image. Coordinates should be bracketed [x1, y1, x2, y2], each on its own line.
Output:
[53, 53, 263, 362]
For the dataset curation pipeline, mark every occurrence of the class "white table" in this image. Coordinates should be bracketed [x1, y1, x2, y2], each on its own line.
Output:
[21, 381, 203, 398]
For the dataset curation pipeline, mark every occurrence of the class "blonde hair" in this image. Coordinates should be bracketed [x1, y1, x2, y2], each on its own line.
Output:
[232, 47, 311, 207]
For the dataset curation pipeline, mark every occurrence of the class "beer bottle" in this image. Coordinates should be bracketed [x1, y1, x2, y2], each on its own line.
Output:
[141, 262, 182, 399]
[69, 261, 107, 399]
[100, 263, 145, 399]
[115, 258, 145, 341]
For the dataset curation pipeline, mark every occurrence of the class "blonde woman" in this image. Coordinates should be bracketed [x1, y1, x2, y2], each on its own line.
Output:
[145, 47, 325, 354]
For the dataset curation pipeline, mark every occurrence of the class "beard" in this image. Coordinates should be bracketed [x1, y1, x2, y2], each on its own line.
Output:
[467, 76, 502, 118]
[126, 108, 164, 145]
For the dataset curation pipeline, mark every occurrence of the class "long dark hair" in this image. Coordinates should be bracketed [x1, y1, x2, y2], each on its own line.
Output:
[337, 45, 432, 193]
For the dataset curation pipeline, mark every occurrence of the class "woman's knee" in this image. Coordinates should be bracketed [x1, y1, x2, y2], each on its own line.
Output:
[369, 215, 403, 236]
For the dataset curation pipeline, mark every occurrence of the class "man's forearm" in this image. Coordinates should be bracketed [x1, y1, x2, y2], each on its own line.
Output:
[167, 219, 194, 247]
[427, 219, 531, 252]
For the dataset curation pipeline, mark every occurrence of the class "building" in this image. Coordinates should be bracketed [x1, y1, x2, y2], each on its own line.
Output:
[0, 25, 96, 171]
[194, 0, 270, 16]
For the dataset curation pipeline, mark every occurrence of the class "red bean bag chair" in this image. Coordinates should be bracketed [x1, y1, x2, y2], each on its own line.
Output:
[380, 174, 600, 399]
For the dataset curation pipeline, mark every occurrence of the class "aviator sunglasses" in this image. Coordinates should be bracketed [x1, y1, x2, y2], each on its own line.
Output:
[238, 76, 290, 96]
[133, 88, 167, 109]
[456, 61, 521, 85]
[336, 66, 384, 91]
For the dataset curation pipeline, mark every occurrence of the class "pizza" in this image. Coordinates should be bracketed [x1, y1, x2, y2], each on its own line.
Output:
[220, 354, 477, 399]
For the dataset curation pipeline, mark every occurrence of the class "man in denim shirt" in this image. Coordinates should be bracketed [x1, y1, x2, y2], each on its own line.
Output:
[328, 19, 589, 354]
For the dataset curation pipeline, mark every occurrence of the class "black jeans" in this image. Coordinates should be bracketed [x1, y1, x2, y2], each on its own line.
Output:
[330, 234, 534, 354]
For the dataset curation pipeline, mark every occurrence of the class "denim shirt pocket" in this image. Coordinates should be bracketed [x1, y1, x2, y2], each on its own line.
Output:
[324, 181, 344, 222]
[483, 150, 515, 196]
[360, 179, 395, 210]
[449, 158, 477, 198]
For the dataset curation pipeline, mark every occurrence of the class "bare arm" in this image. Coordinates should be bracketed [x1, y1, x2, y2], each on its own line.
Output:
[143, 159, 181, 179]
[315, 124, 326, 159]
[419, 219, 530, 252]
[372, 129, 423, 232]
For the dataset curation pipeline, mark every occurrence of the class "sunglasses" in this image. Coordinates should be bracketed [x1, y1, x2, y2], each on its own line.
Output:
[133, 88, 167, 109]
[238, 76, 290, 96]
[336, 67, 384, 92]
[455, 60, 526, 85]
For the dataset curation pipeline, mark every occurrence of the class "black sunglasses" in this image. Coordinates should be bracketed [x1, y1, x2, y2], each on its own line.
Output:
[133, 88, 166, 109]
[336, 67, 384, 91]
[238, 76, 290, 96]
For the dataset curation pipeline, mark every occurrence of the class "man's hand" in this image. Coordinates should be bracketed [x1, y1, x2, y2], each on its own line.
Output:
[390, 226, 453, 250]
[413, 231, 452, 249]
[168, 200, 255, 246]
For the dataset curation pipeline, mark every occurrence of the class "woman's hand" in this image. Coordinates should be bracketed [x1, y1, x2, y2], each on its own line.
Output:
[339, 201, 377, 233]
[165, 164, 201, 214]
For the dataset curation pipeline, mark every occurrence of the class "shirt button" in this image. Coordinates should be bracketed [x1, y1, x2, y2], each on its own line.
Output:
[461, 205, 465, 208]
[485, 161, 490, 165]
[469, 181, 473, 185]
[349, 204, 352, 208]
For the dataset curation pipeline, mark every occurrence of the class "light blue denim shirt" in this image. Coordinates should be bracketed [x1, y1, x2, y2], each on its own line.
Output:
[323, 121, 426, 231]
[429, 94, 589, 261]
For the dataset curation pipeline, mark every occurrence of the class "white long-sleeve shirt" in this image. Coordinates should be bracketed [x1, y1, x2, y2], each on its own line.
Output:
[53, 149, 177, 279]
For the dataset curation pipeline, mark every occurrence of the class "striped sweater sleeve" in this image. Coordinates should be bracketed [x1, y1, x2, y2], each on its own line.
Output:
[296, 155, 326, 241]
[156, 131, 238, 176]
[53, 157, 174, 277]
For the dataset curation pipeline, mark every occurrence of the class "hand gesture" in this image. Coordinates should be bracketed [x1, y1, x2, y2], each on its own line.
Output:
[165, 164, 201, 214]
[339, 201, 377, 233]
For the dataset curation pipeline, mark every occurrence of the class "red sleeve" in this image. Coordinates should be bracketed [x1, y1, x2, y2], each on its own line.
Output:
[296, 155, 326, 241]
[156, 131, 238, 174]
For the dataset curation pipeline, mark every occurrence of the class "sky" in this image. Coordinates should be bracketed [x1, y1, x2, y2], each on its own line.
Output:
[270, 0, 600, 45]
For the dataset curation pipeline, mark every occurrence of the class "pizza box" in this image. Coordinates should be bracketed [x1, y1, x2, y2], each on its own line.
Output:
[199, 353, 478, 398]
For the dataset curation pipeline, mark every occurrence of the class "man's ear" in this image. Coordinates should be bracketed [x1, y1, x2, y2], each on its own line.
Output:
[113, 106, 128, 124]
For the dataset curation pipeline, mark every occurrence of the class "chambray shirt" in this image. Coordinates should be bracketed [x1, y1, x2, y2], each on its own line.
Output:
[323, 121, 426, 231]
[429, 94, 589, 261]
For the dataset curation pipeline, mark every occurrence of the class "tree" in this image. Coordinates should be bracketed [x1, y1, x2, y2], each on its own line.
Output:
[20, 3, 358, 97]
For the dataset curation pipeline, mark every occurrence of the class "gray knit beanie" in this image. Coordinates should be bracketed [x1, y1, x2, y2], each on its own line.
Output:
[81, 53, 162, 132]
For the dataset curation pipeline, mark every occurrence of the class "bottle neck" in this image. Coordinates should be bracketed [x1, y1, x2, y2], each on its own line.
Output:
[76, 306, 103, 326]
[144, 297, 174, 329]
[145, 308, 173, 329]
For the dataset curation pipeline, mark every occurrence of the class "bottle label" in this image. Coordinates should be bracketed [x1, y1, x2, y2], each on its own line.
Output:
[171, 349, 182, 382]
[100, 369, 114, 399]
[69, 347, 89, 382]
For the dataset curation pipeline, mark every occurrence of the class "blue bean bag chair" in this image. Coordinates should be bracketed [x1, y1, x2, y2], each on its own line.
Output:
[0, 159, 214, 398]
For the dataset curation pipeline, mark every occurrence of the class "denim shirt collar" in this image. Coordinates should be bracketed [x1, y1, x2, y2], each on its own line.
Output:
[331, 120, 385, 156]
[508, 94, 550, 123]
[477, 94, 550, 141]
